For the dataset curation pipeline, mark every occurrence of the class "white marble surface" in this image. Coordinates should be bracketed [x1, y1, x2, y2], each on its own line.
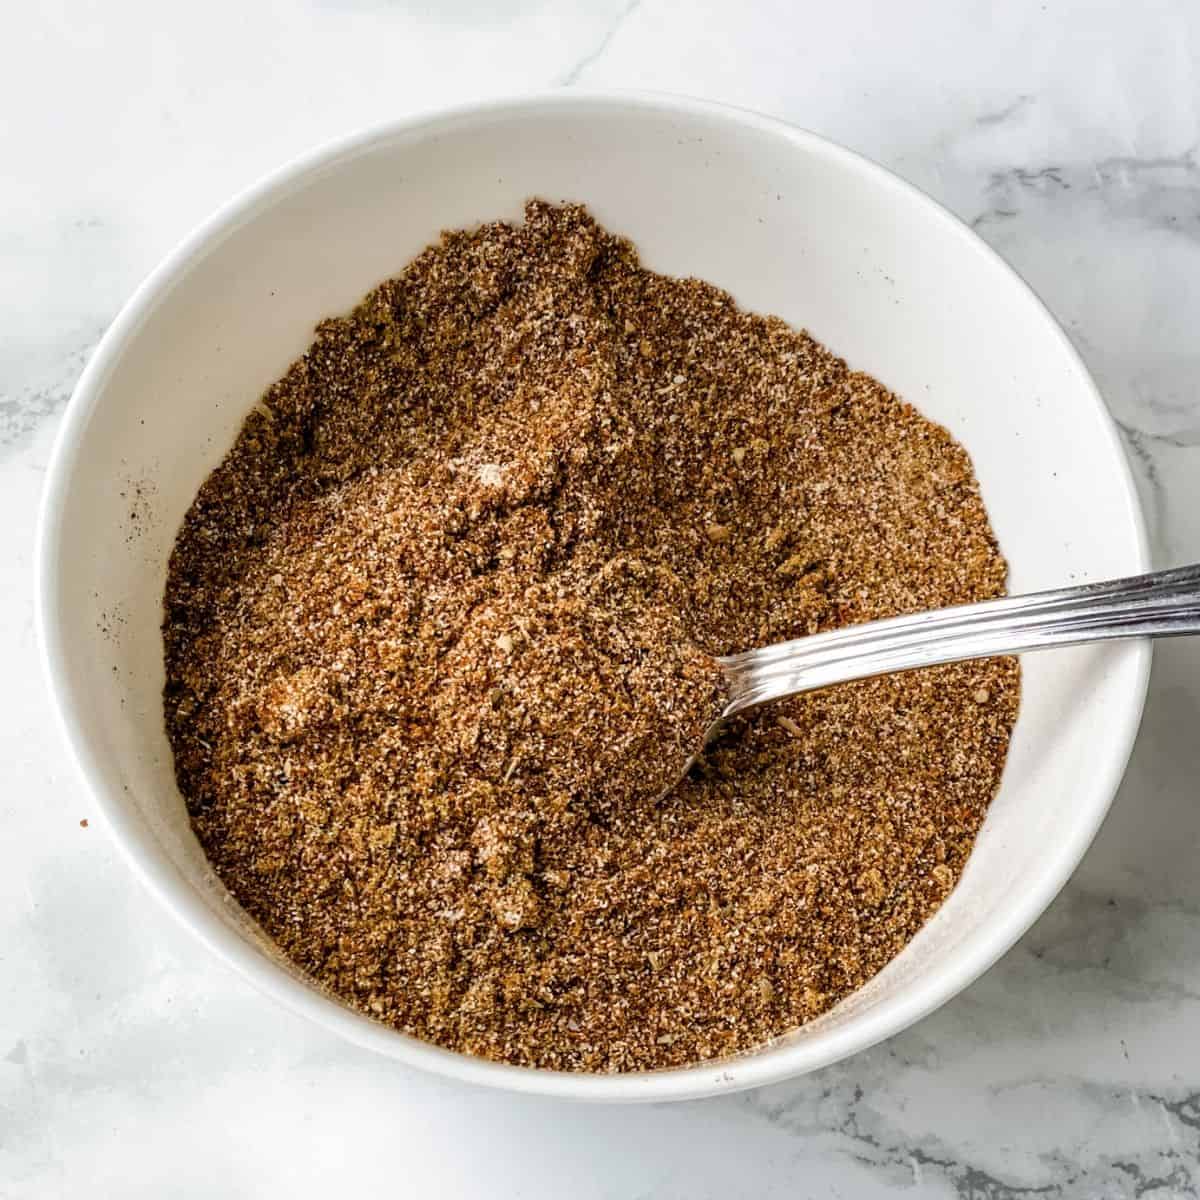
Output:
[5, 1, 1200, 1195]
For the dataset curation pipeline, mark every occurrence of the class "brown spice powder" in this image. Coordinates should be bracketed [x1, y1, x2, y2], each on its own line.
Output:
[163, 201, 1020, 1071]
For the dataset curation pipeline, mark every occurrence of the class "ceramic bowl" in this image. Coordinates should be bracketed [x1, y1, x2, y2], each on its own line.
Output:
[35, 92, 1149, 1101]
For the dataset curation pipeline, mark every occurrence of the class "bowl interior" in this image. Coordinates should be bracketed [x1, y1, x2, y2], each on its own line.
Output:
[38, 94, 1148, 1100]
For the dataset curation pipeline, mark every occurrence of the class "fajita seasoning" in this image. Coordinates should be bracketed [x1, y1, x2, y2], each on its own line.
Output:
[163, 202, 1019, 1071]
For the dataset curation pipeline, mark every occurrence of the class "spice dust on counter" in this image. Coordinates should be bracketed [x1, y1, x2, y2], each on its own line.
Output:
[163, 201, 1019, 1072]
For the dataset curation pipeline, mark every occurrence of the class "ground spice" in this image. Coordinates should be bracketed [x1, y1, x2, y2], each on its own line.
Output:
[163, 201, 1019, 1071]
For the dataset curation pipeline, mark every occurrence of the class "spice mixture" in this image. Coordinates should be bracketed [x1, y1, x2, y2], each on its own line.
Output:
[164, 201, 1020, 1071]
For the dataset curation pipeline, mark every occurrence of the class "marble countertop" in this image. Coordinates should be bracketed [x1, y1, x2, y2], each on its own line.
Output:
[6, 2, 1200, 1195]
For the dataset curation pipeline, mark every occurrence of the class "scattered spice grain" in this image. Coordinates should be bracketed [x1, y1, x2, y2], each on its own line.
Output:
[163, 201, 1020, 1072]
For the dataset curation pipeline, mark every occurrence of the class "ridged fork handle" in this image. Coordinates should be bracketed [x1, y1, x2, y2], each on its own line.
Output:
[718, 563, 1200, 720]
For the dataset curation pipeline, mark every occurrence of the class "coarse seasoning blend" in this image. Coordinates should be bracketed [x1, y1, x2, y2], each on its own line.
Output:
[163, 202, 1019, 1071]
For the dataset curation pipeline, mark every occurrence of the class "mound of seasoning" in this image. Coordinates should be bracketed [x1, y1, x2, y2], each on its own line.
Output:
[164, 201, 1019, 1071]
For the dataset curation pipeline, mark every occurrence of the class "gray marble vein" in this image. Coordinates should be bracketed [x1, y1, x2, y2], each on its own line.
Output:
[0, 328, 105, 458]
[560, 0, 642, 87]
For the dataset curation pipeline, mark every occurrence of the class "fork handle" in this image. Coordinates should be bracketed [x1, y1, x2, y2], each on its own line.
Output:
[718, 562, 1200, 719]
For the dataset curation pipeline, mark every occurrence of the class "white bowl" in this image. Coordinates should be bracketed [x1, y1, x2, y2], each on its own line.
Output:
[36, 92, 1149, 1102]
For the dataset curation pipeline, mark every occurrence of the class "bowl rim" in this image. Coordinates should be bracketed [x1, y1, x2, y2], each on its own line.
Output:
[34, 89, 1152, 1103]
